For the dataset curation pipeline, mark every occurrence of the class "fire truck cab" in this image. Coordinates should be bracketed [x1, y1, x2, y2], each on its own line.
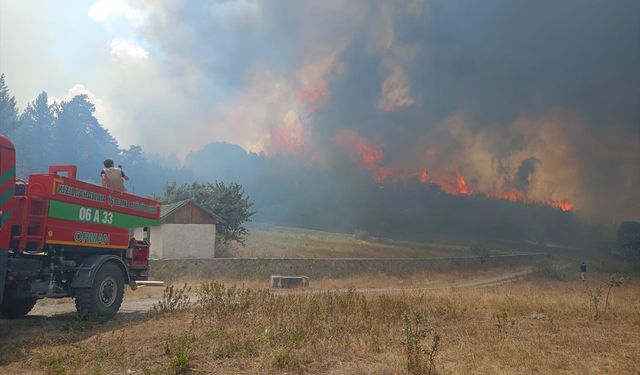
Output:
[0, 134, 161, 319]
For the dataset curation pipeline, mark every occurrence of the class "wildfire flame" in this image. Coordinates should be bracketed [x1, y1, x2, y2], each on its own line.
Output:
[551, 199, 574, 212]
[372, 166, 396, 185]
[431, 173, 472, 196]
[271, 128, 302, 153]
[269, 111, 306, 154]
[333, 129, 573, 211]
[335, 129, 383, 166]
[495, 188, 524, 202]
[455, 174, 472, 196]
[418, 168, 430, 184]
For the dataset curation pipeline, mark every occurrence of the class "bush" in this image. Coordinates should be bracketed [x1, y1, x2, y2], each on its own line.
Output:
[151, 284, 192, 316]
[196, 281, 269, 316]
[354, 229, 370, 241]
[401, 310, 441, 375]
[214, 241, 238, 258]
[584, 274, 625, 320]
[164, 334, 197, 374]
[273, 348, 302, 372]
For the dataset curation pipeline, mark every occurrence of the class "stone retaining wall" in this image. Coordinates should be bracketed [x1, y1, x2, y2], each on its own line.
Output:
[150, 253, 545, 280]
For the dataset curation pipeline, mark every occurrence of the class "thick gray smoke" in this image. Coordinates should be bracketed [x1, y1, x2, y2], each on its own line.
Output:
[513, 158, 539, 194]
[112, 0, 638, 221]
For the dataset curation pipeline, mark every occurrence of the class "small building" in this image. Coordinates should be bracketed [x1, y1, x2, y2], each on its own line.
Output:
[135, 199, 221, 259]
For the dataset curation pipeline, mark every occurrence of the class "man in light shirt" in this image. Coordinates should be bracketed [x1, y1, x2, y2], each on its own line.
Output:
[100, 159, 128, 192]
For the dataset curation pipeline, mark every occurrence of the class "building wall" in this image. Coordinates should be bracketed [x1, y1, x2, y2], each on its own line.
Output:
[160, 224, 216, 259]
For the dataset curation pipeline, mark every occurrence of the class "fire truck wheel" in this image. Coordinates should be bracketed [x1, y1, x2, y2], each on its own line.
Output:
[0, 293, 38, 319]
[74, 262, 125, 320]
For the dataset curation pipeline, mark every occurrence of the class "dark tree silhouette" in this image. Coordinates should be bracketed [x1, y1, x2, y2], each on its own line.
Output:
[0, 74, 19, 135]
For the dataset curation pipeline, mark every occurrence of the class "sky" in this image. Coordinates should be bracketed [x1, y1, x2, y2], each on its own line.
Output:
[1, 0, 639, 221]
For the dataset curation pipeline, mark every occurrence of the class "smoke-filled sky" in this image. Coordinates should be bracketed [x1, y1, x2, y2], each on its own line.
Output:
[1, 0, 639, 221]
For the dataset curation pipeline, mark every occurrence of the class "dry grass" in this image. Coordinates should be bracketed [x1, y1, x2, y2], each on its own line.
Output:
[1, 273, 638, 374]
[150, 263, 532, 291]
[235, 224, 514, 259]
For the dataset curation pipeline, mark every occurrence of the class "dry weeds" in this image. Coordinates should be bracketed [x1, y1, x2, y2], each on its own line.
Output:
[1, 273, 638, 374]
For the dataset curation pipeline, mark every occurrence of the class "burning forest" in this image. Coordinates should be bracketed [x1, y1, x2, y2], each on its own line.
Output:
[333, 126, 573, 211]
[2, 2, 640, 372]
[2, 0, 639, 245]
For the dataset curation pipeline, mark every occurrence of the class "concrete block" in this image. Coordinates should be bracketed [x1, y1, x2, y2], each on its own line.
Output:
[270, 275, 310, 288]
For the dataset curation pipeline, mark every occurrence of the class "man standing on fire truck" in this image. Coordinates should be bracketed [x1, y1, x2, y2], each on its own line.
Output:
[101, 159, 128, 192]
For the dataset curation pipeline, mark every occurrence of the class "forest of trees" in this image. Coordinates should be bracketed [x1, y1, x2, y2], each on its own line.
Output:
[0, 73, 607, 247]
[0, 74, 193, 195]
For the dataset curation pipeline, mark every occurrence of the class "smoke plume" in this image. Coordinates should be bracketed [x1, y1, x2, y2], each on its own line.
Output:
[91, 0, 639, 222]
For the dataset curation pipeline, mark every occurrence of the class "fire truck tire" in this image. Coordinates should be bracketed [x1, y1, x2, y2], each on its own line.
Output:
[74, 262, 125, 320]
[0, 293, 38, 319]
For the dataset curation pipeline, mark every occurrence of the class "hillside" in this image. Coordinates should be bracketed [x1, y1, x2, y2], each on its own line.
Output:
[231, 223, 521, 259]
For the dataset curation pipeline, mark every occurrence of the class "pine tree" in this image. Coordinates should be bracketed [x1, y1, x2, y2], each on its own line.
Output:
[0, 74, 19, 135]
[53, 94, 119, 181]
[15, 92, 55, 175]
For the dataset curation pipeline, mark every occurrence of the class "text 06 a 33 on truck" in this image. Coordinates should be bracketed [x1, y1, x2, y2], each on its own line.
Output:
[0, 134, 162, 320]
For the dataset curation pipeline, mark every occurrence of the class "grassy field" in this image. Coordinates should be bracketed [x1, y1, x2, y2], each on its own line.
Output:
[232, 223, 520, 259]
[1, 272, 638, 374]
[1, 226, 635, 374]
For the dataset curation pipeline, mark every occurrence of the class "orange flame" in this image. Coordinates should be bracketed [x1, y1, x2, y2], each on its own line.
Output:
[490, 189, 574, 212]
[433, 173, 472, 196]
[495, 188, 524, 202]
[551, 199, 574, 212]
[418, 168, 430, 184]
[271, 128, 303, 153]
[332, 130, 574, 211]
[371, 166, 397, 184]
[270, 112, 306, 154]
[456, 174, 472, 196]
[335, 129, 384, 166]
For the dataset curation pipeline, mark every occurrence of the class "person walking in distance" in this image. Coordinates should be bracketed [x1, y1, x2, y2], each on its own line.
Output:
[580, 261, 587, 281]
[101, 159, 128, 192]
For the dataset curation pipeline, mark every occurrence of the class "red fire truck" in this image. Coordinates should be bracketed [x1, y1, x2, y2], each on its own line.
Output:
[0, 134, 161, 319]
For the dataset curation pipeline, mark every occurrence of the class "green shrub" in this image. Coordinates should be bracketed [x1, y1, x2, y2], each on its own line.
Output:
[170, 352, 190, 374]
[42, 354, 67, 375]
[273, 348, 302, 372]
[165, 334, 197, 374]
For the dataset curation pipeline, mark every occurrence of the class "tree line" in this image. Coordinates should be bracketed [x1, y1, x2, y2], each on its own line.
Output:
[1, 73, 626, 255]
[0, 74, 193, 193]
[0, 74, 254, 246]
